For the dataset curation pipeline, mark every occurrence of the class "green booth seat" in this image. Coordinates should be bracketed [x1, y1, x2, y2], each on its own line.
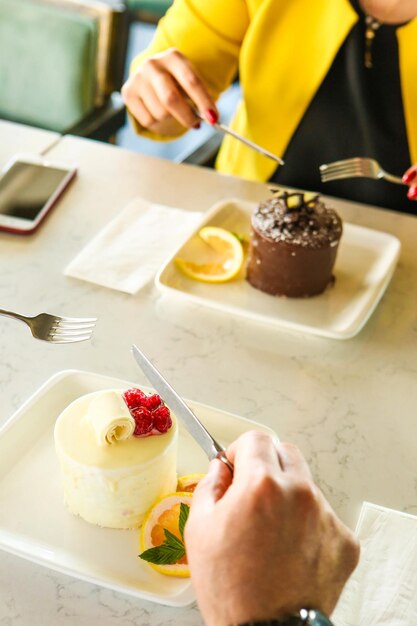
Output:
[126, 0, 172, 23]
[0, 0, 128, 140]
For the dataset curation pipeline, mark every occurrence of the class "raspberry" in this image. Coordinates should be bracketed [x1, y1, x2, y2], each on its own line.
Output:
[142, 394, 162, 411]
[153, 405, 172, 433]
[132, 407, 154, 436]
[123, 388, 146, 410]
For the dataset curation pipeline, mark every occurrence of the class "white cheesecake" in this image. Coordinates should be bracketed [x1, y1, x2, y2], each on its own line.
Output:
[54, 389, 178, 529]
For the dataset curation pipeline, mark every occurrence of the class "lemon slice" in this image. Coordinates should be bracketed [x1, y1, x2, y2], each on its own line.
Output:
[177, 473, 206, 493]
[175, 226, 244, 283]
[139, 492, 193, 577]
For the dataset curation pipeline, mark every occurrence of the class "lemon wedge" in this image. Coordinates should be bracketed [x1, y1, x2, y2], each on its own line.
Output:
[175, 226, 244, 283]
[177, 473, 206, 493]
[139, 492, 192, 577]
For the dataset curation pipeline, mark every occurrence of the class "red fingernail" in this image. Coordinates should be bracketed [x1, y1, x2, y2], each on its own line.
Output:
[407, 186, 417, 200]
[402, 170, 417, 184]
[205, 109, 218, 124]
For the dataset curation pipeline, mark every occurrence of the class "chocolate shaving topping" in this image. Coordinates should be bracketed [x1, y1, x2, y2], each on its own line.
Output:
[252, 191, 342, 248]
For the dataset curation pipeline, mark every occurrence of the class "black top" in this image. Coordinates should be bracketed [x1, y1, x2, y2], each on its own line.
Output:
[271, 0, 415, 215]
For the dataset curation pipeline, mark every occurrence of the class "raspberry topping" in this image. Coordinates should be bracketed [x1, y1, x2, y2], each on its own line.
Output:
[141, 394, 162, 411]
[132, 407, 154, 436]
[153, 406, 173, 433]
[123, 387, 172, 437]
[123, 388, 147, 410]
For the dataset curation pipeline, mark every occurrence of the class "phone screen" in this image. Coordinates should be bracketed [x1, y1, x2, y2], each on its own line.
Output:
[0, 161, 71, 222]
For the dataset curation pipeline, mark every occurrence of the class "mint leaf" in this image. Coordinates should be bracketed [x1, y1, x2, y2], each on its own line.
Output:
[231, 231, 248, 244]
[139, 543, 185, 565]
[179, 503, 190, 541]
[163, 528, 185, 550]
[139, 528, 187, 565]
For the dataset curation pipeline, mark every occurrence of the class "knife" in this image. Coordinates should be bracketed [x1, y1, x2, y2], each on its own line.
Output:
[131, 344, 233, 473]
[193, 110, 284, 166]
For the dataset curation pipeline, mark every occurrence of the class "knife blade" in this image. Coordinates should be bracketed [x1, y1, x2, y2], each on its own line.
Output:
[194, 110, 284, 166]
[131, 345, 233, 473]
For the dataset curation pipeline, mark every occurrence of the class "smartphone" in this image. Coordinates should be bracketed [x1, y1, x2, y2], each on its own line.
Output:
[0, 154, 77, 234]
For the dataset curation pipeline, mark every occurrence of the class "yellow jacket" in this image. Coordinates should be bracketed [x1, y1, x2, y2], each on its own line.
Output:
[131, 0, 417, 181]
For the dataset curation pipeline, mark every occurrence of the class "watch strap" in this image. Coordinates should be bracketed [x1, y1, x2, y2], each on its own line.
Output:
[236, 608, 334, 626]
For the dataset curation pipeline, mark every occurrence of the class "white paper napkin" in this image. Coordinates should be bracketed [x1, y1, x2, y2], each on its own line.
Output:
[332, 502, 417, 626]
[65, 198, 203, 294]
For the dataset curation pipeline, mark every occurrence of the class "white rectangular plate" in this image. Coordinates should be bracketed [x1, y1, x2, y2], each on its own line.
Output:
[0, 370, 277, 607]
[156, 199, 401, 339]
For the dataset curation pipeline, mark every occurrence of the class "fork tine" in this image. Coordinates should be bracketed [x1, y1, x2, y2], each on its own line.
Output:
[321, 172, 364, 182]
[50, 328, 95, 338]
[321, 169, 363, 179]
[50, 327, 94, 336]
[49, 335, 94, 344]
[321, 162, 370, 174]
[320, 163, 365, 174]
[52, 321, 96, 330]
[320, 158, 362, 169]
[321, 166, 364, 175]
[321, 172, 362, 180]
[54, 316, 97, 323]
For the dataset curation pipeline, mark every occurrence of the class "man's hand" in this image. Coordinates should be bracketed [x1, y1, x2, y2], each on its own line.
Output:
[122, 48, 218, 135]
[185, 431, 359, 626]
[402, 165, 417, 200]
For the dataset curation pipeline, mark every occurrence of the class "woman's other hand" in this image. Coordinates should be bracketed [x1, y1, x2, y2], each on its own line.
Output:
[402, 165, 417, 200]
[185, 431, 360, 626]
[122, 48, 218, 136]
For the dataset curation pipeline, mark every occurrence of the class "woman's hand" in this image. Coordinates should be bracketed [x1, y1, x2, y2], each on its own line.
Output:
[402, 165, 417, 200]
[185, 431, 360, 626]
[122, 48, 218, 136]
[363, 1, 417, 24]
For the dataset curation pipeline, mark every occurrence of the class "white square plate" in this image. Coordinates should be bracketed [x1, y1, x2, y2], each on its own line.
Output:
[0, 370, 277, 606]
[156, 199, 401, 339]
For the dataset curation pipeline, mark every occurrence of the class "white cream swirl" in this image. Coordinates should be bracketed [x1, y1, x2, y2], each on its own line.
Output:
[86, 390, 135, 446]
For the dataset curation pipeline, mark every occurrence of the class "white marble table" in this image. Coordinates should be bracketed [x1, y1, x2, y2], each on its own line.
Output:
[0, 120, 60, 169]
[0, 133, 416, 625]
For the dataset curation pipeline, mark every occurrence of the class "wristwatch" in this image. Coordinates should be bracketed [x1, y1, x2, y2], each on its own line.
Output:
[237, 608, 334, 626]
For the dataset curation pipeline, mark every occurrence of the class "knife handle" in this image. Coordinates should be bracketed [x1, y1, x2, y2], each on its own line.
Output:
[216, 450, 234, 474]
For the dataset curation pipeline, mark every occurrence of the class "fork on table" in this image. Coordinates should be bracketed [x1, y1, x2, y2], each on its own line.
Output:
[319, 157, 405, 185]
[0, 309, 97, 343]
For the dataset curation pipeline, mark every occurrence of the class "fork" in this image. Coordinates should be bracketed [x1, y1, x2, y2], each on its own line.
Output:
[0, 309, 97, 343]
[320, 157, 405, 185]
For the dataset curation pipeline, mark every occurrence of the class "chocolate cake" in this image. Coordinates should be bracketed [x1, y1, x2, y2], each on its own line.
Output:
[246, 191, 343, 297]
